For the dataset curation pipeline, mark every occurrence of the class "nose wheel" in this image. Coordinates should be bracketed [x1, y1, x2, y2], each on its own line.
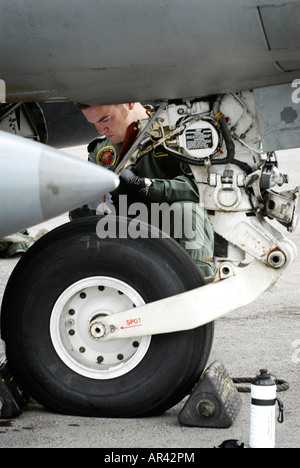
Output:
[1, 216, 213, 417]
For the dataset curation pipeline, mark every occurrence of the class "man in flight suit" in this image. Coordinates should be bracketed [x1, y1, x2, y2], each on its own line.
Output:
[71, 102, 216, 278]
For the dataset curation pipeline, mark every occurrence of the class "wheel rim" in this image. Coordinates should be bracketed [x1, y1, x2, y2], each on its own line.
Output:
[50, 276, 151, 379]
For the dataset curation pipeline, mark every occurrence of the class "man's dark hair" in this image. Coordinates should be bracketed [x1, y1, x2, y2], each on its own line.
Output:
[75, 102, 91, 110]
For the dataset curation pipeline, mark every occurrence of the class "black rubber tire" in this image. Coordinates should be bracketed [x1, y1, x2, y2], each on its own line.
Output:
[1, 217, 214, 417]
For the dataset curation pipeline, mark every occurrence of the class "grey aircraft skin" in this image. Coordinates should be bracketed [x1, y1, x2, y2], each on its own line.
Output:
[1, 0, 300, 147]
[1, 0, 300, 104]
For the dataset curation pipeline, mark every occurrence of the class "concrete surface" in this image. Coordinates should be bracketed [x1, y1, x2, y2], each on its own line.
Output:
[0, 146, 299, 449]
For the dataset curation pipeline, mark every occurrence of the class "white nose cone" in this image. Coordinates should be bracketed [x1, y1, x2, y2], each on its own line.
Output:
[0, 131, 119, 237]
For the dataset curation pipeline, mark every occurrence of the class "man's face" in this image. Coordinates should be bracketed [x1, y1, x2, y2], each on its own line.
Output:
[82, 104, 132, 144]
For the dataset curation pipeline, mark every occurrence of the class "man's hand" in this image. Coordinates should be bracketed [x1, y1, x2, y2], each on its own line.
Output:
[119, 169, 151, 197]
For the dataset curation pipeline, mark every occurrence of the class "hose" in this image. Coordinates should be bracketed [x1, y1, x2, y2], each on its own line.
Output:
[233, 377, 290, 393]
[213, 110, 235, 164]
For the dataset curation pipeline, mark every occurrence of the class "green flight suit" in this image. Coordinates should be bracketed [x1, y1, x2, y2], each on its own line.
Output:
[0, 232, 33, 258]
[70, 137, 216, 278]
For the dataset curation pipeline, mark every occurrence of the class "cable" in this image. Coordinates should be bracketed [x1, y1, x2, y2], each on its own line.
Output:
[233, 377, 290, 393]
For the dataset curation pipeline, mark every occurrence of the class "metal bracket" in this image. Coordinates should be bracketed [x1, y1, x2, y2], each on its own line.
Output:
[210, 211, 292, 267]
[88, 236, 296, 341]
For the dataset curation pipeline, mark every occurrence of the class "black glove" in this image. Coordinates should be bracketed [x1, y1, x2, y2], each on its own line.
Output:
[119, 169, 151, 197]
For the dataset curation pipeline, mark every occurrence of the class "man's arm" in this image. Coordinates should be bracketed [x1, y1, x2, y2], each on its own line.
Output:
[147, 174, 199, 204]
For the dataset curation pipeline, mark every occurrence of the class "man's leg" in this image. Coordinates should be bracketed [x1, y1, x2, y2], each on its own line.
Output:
[166, 201, 216, 278]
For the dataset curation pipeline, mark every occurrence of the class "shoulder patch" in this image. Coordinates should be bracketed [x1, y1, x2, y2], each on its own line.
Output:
[87, 136, 105, 153]
[96, 145, 117, 168]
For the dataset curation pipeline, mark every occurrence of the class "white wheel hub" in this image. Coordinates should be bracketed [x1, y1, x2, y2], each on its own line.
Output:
[50, 276, 151, 379]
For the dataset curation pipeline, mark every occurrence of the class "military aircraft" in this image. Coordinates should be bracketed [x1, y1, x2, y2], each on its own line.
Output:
[0, 0, 299, 419]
